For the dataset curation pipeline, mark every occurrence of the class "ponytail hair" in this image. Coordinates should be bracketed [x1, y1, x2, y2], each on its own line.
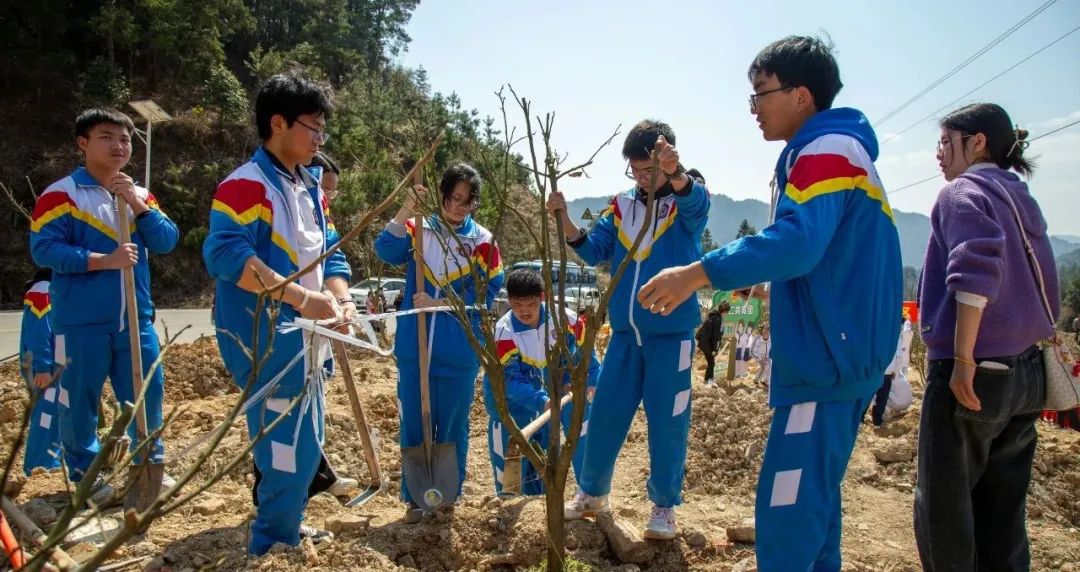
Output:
[940, 103, 1035, 177]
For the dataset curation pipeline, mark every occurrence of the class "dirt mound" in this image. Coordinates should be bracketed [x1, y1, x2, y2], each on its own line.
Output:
[685, 384, 771, 497]
[161, 336, 235, 400]
[2, 342, 1080, 570]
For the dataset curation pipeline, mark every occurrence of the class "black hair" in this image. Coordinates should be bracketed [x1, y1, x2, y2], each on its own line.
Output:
[715, 301, 730, 314]
[686, 168, 705, 184]
[255, 73, 333, 141]
[749, 35, 843, 111]
[506, 269, 544, 299]
[622, 120, 675, 161]
[940, 103, 1035, 177]
[75, 108, 135, 138]
[22, 268, 52, 296]
[439, 163, 482, 206]
[308, 151, 341, 175]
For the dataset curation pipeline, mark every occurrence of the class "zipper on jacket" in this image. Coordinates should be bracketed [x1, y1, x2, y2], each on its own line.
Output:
[628, 260, 643, 346]
[112, 194, 126, 333]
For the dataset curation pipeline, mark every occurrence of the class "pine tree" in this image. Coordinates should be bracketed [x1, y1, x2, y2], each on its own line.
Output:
[735, 219, 757, 239]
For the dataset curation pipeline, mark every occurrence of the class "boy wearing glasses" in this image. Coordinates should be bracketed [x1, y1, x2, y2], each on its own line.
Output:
[204, 73, 353, 554]
[637, 36, 902, 570]
[30, 108, 179, 504]
[547, 120, 710, 539]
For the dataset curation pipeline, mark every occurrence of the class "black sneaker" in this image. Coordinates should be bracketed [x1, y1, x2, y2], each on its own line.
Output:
[403, 502, 424, 524]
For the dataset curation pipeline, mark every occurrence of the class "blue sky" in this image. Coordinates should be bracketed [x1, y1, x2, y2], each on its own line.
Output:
[397, 0, 1080, 235]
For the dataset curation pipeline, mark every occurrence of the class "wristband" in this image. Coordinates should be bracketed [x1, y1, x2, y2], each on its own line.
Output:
[296, 288, 310, 311]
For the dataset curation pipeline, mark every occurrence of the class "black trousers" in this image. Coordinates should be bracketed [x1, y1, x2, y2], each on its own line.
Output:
[914, 345, 1044, 572]
[252, 452, 339, 506]
[702, 350, 716, 381]
[871, 374, 895, 426]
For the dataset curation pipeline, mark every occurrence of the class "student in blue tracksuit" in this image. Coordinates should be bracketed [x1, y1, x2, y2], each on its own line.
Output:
[19, 269, 62, 475]
[203, 74, 353, 555]
[547, 120, 710, 540]
[483, 269, 600, 496]
[637, 36, 902, 570]
[30, 108, 179, 502]
[375, 163, 504, 522]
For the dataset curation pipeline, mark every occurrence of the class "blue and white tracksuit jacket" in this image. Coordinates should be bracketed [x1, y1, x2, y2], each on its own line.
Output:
[700, 108, 902, 571]
[203, 147, 350, 555]
[30, 166, 178, 482]
[374, 214, 504, 506]
[568, 180, 710, 508]
[19, 280, 62, 475]
[483, 305, 599, 495]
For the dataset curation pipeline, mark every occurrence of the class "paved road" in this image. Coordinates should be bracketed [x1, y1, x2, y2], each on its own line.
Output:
[0, 308, 215, 362]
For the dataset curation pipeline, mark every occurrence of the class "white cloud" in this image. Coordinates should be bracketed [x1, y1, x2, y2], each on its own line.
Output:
[1029, 110, 1080, 132]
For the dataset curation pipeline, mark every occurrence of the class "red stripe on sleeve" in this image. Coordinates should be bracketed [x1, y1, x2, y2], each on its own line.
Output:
[786, 154, 867, 191]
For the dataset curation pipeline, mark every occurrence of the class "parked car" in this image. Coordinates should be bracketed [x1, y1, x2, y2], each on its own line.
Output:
[494, 284, 601, 316]
[349, 277, 407, 313]
[555, 285, 601, 314]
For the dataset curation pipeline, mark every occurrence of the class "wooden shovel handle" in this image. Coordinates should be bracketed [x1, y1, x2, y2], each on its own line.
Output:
[412, 169, 434, 452]
[331, 339, 382, 485]
[116, 199, 149, 443]
[520, 392, 574, 441]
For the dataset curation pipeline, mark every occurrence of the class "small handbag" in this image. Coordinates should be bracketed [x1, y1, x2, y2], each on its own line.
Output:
[986, 177, 1079, 411]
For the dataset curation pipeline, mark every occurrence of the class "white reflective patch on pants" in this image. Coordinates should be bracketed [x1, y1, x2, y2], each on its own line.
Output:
[270, 441, 297, 474]
[53, 335, 66, 366]
[678, 340, 692, 372]
[785, 402, 816, 435]
[44, 388, 56, 403]
[492, 422, 504, 458]
[39, 412, 52, 429]
[672, 389, 691, 417]
[769, 468, 802, 507]
[265, 397, 291, 415]
[58, 388, 70, 408]
[580, 420, 589, 437]
[495, 467, 504, 486]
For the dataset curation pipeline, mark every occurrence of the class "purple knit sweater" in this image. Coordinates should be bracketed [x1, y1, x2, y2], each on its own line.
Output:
[918, 166, 1060, 360]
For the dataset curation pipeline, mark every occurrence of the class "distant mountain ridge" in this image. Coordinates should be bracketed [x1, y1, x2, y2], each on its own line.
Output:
[565, 193, 1080, 270]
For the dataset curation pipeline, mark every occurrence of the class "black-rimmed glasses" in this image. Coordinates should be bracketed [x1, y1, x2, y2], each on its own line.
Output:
[749, 86, 794, 111]
[294, 118, 330, 144]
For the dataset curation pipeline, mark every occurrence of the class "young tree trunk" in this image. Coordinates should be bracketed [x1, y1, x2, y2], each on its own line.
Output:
[544, 472, 566, 570]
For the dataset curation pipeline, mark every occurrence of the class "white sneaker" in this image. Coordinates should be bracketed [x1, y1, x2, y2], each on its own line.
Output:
[299, 524, 334, 547]
[704, 378, 715, 386]
[162, 473, 177, 489]
[564, 490, 610, 520]
[328, 477, 359, 497]
[643, 505, 676, 540]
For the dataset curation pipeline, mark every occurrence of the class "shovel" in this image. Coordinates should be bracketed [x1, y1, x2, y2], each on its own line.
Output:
[401, 169, 459, 512]
[330, 338, 386, 507]
[501, 392, 573, 498]
[116, 198, 164, 517]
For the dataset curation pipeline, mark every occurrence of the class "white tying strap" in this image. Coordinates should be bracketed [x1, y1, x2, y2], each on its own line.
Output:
[283, 305, 481, 356]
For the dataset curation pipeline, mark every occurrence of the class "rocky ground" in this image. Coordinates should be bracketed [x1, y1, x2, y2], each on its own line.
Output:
[0, 335, 1078, 571]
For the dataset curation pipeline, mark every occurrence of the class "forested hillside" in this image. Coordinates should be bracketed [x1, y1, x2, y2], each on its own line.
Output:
[0, 0, 534, 307]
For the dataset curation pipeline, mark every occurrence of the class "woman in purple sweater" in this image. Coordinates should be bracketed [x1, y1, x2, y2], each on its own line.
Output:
[914, 103, 1059, 571]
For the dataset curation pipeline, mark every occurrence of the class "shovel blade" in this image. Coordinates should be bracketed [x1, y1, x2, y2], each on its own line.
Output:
[500, 453, 523, 498]
[344, 484, 383, 508]
[401, 442, 459, 512]
[124, 463, 165, 518]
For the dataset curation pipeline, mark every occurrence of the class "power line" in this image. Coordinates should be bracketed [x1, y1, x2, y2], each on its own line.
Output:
[886, 118, 1080, 195]
[874, 0, 1058, 128]
[1028, 118, 1080, 142]
[881, 24, 1080, 144]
